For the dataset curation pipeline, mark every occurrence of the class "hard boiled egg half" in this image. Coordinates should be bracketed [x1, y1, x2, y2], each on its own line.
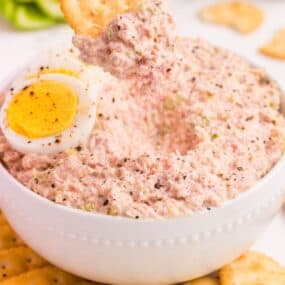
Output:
[0, 49, 104, 154]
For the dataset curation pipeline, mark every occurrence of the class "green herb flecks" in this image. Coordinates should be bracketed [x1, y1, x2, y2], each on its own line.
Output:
[211, 133, 218, 141]
[201, 116, 210, 127]
[81, 202, 96, 212]
[163, 93, 185, 111]
[107, 29, 113, 41]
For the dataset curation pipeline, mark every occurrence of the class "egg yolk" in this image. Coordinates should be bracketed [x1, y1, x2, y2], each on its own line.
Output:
[29, 68, 79, 79]
[7, 80, 78, 139]
[38, 68, 79, 78]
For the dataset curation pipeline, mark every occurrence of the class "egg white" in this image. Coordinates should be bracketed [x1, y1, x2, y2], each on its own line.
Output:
[0, 72, 101, 154]
[0, 48, 111, 154]
[9, 47, 106, 89]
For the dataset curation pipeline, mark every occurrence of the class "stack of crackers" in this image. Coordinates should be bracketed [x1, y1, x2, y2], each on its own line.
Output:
[0, 210, 99, 284]
[1, 210, 285, 285]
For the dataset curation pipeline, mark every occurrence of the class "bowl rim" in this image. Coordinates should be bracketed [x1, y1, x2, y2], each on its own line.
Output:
[0, 57, 285, 224]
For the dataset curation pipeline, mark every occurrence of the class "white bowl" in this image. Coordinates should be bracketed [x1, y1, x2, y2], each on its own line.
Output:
[0, 73, 285, 285]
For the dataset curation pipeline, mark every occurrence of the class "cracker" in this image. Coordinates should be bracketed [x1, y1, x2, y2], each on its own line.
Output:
[222, 251, 285, 272]
[0, 224, 24, 251]
[0, 246, 48, 281]
[0, 266, 82, 285]
[0, 211, 7, 226]
[74, 281, 101, 285]
[199, 1, 264, 34]
[220, 251, 285, 285]
[260, 29, 285, 60]
[60, 0, 145, 37]
[184, 276, 220, 285]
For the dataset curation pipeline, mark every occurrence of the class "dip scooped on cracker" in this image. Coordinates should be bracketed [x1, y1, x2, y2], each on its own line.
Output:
[60, 0, 145, 37]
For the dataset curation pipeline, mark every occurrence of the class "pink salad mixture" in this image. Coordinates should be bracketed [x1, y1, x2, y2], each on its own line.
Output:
[1, 0, 285, 218]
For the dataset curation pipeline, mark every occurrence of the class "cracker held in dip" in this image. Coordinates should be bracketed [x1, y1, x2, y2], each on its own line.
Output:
[1, 0, 285, 219]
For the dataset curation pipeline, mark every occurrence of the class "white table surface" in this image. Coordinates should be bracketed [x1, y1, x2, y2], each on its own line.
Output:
[0, 0, 284, 266]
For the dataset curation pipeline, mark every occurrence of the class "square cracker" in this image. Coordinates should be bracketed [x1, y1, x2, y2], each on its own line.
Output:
[61, 0, 145, 37]
[0, 266, 82, 285]
[74, 281, 102, 285]
[260, 29, 285, 60]
[0, 246, 48, 281]
[0, 211, 7, 226]
[199, 1, 263, 34]
[0, 224, 24, 251]
[184, 277, 220, 285]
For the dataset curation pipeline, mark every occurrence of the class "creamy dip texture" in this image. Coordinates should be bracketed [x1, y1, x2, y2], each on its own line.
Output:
[1, 0, 285, 218]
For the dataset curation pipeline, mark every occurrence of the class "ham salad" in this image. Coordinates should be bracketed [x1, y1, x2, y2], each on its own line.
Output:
[1, 0, 284, 218]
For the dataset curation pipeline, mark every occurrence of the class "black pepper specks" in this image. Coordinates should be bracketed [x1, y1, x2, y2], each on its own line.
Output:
[154, 181, 163, 189]
[259, 76, 270, 85]
[76, 146, 82, 152]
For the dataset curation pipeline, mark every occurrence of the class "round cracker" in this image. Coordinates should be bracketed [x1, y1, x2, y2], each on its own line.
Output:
[220, 251, 285, 285]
